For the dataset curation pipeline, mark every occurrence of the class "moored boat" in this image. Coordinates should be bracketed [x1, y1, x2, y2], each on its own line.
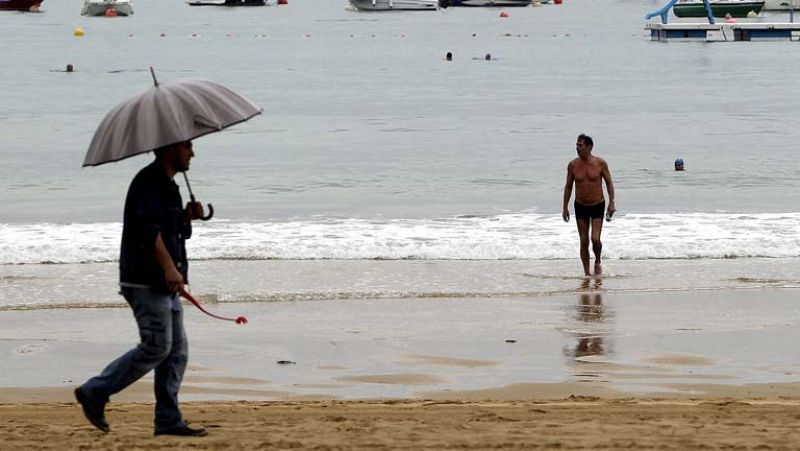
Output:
[349, 0, 437, 10]
[440, 0, 532, 6]
[81, 0, 133, 16]
[187, 0, 267, 5]
[0, 0, 43, 11]
[673, 0, 765, 17]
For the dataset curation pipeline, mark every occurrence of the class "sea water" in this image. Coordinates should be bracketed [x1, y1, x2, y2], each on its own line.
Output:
[1, 0, 800, 303]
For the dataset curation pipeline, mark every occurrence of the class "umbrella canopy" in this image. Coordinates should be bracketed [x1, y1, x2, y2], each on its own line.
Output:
[83, 73, 261, 167]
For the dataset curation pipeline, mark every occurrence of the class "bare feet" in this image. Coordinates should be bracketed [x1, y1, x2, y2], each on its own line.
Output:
[594, 263, 602, 276]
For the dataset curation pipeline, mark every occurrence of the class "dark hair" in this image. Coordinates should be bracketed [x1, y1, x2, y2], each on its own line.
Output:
[577, 133, 593, 147]
[153, 144, 170, 158]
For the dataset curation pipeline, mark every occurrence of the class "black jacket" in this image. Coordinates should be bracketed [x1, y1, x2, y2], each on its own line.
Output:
[119, 161, 191, 291]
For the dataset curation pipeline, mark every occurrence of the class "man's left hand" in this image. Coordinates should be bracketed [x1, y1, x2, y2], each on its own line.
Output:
[607, 201, 616, 217]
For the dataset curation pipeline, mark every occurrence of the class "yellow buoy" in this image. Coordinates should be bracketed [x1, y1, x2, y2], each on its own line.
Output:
[74, 27, 85, 37]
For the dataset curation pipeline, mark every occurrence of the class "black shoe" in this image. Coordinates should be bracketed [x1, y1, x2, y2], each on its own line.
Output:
[74, 387, 109, 433]
[154, 425, 208, 437]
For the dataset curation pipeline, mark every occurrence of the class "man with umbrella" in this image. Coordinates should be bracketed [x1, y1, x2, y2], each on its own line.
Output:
[75, 71, 260, 436]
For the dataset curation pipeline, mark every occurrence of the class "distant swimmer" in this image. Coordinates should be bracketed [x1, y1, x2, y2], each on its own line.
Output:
[66, 63, 74, 72]
[471, 53, 495, 61]
[446, 51, 452, 61]
[562, 133, 616, 277]
[674, 158, 684, 171]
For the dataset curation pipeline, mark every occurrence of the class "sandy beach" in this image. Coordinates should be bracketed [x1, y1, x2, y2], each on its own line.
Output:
[3, 397, 800, 449]
[2, 259, 800, 448]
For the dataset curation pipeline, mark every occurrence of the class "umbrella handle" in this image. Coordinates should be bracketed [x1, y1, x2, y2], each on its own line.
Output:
[183, 172, 214, 221]
[201, 203, 214, 221]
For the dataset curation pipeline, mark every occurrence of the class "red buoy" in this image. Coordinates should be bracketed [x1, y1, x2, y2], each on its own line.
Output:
[499, 11, 508, 17]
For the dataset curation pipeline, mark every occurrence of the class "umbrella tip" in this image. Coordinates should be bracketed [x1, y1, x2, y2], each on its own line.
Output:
[149, 66, 158, 87]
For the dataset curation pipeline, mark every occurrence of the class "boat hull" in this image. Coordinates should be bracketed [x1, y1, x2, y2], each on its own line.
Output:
[82, 1, 133, 16]
[350, 0, 437, 10]
[442, 0, 532, 6]
[673, 1, 765, 17]
[187, 0, 266, 5]
[0, 0, 43, 11]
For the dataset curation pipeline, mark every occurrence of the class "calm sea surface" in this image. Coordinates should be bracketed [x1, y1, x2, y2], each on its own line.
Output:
[1, 0, 799, 263]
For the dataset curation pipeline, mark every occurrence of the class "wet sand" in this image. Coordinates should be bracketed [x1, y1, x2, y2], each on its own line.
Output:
[3, 287, 800, 398]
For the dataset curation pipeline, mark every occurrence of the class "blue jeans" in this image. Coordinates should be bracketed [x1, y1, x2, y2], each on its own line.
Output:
[81, 287, 188, 432]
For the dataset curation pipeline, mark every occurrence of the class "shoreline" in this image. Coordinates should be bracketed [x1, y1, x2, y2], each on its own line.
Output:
[2, 257, 800, 309]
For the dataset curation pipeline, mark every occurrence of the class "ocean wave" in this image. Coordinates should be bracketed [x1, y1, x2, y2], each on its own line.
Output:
[1, 213, 799, 264]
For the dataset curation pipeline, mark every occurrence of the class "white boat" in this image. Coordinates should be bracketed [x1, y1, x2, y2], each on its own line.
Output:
[349, 0, 438, 10]
[764, 0, 800, 10]
[81, 0, 133, 16]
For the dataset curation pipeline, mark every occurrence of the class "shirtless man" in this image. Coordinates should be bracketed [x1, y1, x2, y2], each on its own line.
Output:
[562, 134, 616, 277]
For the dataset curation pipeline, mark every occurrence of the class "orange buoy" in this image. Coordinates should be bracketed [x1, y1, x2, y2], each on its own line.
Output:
[499, 11, 508, 17]
[105, 8, 117, 16]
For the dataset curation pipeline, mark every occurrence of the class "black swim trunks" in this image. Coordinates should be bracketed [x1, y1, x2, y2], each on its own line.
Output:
[574, 200, 605, 221]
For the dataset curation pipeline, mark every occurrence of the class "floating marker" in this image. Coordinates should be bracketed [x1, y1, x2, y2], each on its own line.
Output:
[499, 11, 508, 17]
[73, 27, 85, 37]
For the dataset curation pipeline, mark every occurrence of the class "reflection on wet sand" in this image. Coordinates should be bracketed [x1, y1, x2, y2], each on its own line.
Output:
[573, 293, 606, 358]
[565, 279, 612, 373]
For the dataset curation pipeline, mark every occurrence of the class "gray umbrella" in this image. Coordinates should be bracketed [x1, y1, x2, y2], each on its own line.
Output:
[83, 68, 261, 219]
[83, 68, 261, 167]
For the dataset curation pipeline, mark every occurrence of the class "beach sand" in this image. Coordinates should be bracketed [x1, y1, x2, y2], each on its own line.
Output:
[3, 397, 800, 449]
[2, 260, 800, 448]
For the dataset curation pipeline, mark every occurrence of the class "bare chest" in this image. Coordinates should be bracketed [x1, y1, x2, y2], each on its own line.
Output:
[572, 163, 602, 183]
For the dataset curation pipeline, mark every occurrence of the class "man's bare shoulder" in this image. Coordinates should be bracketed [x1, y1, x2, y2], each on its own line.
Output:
[592, 155, 608, 167]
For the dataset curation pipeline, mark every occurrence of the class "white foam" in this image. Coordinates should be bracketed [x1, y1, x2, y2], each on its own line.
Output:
[1, 213, 799, 264]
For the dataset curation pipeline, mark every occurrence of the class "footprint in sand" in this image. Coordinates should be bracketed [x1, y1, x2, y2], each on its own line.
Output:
[15, 343, 46, 355]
